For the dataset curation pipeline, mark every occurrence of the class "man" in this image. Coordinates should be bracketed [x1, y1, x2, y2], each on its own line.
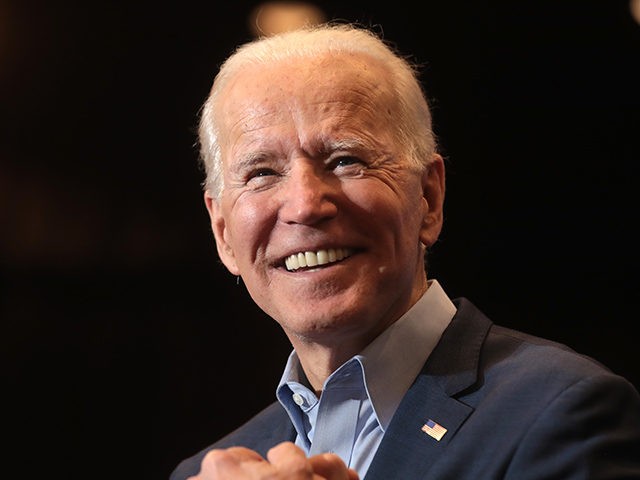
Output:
[171, 23, 640, 479]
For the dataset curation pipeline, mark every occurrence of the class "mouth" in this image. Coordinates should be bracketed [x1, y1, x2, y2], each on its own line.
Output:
[284, 247, 354, 272]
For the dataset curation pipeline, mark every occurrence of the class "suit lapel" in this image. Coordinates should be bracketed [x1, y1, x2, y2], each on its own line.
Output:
[252, 403, 297, 457]
[364, 299, 492, 480]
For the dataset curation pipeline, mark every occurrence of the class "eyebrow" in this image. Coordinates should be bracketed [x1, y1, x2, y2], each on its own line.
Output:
[229, 151, 272, 173]
[228, 137, 373, 173]
[322, 138, 369, 153]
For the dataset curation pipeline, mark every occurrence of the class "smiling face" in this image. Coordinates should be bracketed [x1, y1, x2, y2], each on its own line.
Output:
[205, 52, 444, 351]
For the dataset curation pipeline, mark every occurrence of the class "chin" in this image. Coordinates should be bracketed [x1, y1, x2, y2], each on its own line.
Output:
[280, 303, 374, 339]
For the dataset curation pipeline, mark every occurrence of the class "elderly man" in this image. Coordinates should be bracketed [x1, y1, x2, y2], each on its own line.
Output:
[171, 23, 640, 480]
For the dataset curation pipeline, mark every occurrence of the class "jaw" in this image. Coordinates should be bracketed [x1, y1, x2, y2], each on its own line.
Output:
[252, 252, 396, 335]
[250, 251, 364, 317]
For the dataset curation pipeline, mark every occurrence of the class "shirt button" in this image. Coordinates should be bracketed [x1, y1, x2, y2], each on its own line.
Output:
[292, 393, 304, 406]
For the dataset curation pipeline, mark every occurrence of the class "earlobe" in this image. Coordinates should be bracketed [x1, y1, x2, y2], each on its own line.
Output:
[204, 191, 240, 275]
[419, 153, 445, 248]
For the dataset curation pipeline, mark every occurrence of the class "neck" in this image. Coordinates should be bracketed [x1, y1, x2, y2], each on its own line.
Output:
[289, 337, 371, 394]
[286, 277, 430, 393]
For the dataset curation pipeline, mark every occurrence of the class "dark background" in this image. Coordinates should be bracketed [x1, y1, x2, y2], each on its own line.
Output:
[2, 0, 638, 478]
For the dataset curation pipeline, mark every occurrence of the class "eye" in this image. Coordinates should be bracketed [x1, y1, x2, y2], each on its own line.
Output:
[331, 156, 365, 170]
[247, 168, 277, 180]
[244, 167, 281, 190]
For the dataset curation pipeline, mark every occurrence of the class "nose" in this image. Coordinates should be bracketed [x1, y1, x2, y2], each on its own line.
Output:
[278, 162, 338, 225]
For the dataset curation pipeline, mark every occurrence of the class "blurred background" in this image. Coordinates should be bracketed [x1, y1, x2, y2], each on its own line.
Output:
[2, 0, 639, 478]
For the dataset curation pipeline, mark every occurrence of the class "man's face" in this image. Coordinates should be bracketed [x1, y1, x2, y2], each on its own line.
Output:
[206, 53, 444, 347]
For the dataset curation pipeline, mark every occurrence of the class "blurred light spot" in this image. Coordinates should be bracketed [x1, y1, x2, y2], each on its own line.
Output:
[632, 0, 640, 24]
[249, 1, 326, 37]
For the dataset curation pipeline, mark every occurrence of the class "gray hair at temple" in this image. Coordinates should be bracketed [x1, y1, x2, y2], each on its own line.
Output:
[197, 22, 437, 200]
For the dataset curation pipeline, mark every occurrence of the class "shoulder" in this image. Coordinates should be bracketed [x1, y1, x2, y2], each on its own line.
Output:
[482, 324, 640, 475]
[485, 320, 620, 385]
[450, 298, 640, 412]
[442, 297, 640, 412]
[451, 297, 622, 381]
[408, 298, 640, 477]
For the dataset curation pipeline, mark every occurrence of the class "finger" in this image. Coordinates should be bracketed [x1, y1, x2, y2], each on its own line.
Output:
[308, 453, 359, 480]
[197, 447, 267, 477]
[266, 441, 314, 476]
[266, 441, 308, 464]
[346, 468, 360, 480]
[224, 446, 266, 462]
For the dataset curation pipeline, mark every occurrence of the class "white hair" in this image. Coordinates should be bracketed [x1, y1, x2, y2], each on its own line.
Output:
[198, 22, 437, 199]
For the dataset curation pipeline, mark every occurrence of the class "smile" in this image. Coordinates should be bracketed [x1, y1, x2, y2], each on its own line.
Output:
[284, 248, 354, 272]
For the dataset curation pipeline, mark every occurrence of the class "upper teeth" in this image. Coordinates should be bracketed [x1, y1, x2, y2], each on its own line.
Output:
[284, 248, 353, 271]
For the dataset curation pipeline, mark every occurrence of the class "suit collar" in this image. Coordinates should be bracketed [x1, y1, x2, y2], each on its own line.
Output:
[364, 298, 492, 480]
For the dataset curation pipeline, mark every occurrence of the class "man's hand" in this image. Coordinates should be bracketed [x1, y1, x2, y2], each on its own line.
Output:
[187, 441, 360, 480]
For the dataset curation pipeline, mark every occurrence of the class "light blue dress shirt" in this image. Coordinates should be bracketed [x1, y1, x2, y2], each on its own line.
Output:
[276, 279, 456, 478]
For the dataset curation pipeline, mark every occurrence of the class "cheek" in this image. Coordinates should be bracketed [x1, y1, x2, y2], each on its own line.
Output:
[226, 197, 274, 260]
[345, 180, 417, 227]
[370, 191, 424, 250]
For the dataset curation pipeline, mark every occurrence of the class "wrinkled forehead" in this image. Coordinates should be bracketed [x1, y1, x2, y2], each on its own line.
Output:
[215, 52, 395, 125]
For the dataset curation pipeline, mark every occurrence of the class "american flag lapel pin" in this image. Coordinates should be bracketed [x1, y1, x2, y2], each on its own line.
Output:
[421, 419, 447, 441]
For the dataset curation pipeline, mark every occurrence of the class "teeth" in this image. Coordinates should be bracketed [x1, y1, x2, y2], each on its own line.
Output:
[284, 248, 353, 271]
[304, 251, 318, 267]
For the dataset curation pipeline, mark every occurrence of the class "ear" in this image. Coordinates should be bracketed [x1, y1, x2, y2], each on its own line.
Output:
[419, 153, 445, 248]
[204, 190, 240, 275]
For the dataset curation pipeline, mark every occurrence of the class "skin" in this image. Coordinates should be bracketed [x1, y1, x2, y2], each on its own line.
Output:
[201, 51, 445, 479]
[188, 443, 359, 480]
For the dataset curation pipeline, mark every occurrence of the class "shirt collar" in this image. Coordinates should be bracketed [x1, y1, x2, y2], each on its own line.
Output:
[356, 279, 455, 429]
[276, 279, 456, 431]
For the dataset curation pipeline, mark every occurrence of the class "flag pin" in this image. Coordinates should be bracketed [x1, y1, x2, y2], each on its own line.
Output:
[421, 419, 447, 441]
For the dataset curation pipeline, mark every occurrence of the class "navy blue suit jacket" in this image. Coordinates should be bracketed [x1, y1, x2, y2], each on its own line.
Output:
[170, 298, 640, 479]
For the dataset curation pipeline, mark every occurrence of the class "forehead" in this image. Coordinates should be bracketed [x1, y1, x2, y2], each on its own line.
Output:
[216, 52, 395, 139]
[223, 50, 390, 97]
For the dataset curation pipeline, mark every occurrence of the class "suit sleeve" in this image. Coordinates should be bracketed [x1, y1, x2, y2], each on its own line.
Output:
[506, 373, 640, 479]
